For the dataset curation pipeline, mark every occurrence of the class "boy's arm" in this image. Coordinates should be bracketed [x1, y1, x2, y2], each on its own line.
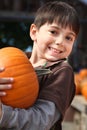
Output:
[0, 99, 61, 130]
[0, 101, 2, 119]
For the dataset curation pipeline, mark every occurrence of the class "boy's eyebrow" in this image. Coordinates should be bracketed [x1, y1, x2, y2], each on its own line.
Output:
[50, 25, 76, 37]
[68, 32, 76, 37]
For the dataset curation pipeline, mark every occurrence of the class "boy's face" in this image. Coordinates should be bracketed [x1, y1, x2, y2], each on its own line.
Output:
[30, 22, 76, 62]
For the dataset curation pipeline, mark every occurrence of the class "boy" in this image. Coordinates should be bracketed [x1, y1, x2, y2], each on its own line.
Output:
[0, 1, 80, 130]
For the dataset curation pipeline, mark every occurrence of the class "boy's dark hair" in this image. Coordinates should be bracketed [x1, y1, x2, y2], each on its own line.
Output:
[34, 1, 80, 36]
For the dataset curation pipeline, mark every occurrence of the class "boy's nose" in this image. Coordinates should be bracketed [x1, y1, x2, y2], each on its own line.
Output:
[55, 35, 63, 45]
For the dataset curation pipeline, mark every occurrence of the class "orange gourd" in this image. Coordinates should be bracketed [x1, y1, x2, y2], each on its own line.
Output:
[74, 73, 82, 94]
[81, 78, 87, 99]
[79, 69, 87, 79]
[0, 47, 39, 108]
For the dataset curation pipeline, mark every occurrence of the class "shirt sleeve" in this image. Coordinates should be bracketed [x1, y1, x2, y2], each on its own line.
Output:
[0, 99, 61, 130]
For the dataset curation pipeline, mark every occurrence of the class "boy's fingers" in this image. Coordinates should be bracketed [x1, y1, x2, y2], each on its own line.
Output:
[0, 84, 12, 96]
[0, 91, 6, 96]
[0, 78, 14, 83]
[0, 84, 12, 90]
[0, 67, 5, 72]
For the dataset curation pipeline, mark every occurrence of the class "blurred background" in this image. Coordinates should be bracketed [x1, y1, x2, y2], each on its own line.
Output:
[0, 0, 87, 71]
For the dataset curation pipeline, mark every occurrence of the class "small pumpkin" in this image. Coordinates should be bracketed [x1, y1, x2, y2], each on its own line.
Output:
[0, 47, 39, 108]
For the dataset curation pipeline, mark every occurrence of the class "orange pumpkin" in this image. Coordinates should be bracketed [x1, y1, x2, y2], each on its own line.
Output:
[81, 78, 87, 99]
[79, 69, 87, 79]
[74, 73, 82, 94]
[0, 47, 39, 108]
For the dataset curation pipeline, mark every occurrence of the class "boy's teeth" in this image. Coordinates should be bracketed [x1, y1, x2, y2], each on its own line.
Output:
[51, 47, 59, 52]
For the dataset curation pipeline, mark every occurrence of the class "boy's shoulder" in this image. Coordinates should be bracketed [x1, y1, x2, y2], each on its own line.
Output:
[47, 59, 73, 70]
[47, 59, 74, 77]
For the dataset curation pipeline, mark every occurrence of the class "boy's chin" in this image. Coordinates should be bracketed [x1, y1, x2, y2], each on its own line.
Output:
[47, 56, 66, 62]
[46, 57, 60, 62]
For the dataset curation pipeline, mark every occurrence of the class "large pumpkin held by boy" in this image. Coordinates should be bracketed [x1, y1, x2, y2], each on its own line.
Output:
[0, 47, 39, 108]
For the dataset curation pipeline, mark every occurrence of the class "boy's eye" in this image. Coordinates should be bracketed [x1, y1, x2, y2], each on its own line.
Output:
[50, 30, 57, 35]
[66, 36, 72, 41]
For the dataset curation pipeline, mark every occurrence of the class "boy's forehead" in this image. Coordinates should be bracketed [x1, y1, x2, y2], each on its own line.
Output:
[47, 22, 72, 30]
[47, 22, 76, 36]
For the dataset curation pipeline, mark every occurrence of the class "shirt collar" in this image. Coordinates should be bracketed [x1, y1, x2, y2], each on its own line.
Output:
[25, 52, 67, 68]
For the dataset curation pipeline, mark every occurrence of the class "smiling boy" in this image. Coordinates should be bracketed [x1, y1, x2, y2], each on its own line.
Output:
[0, 1, 80, 130]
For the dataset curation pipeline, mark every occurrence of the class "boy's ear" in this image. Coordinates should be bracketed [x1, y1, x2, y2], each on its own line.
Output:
[30, 24, 37, 41]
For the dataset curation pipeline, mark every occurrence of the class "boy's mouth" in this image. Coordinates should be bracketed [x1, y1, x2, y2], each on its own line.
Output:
[48, 47, 62, 54]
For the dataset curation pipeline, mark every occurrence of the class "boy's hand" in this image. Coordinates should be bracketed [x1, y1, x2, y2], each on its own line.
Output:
[0, 67, 14, 96]
[0, 67, 14, 119]
[0, 77, 13, 96]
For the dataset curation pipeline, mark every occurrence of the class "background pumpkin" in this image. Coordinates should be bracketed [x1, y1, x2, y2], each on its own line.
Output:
[81, 78, 87, 99]
[74, 73, 82, 94]
[79, 69, 87, 79]
[0, 47, 39, 108]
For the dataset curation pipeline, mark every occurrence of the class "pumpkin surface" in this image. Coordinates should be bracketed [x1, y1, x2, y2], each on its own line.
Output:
[79, 69, 87, 79]
[74, 73, 82, 94]
[81, 78, 87, 99]
[0, 47, 39, 108]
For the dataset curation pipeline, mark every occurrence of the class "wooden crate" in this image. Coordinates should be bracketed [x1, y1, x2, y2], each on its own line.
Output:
[62, 95, 87, 130]
[62, 122, 79, 130]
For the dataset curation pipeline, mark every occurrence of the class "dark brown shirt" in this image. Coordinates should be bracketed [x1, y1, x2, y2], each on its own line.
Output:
[37, 60, 75, 116]
[26, 52, 75, 130]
